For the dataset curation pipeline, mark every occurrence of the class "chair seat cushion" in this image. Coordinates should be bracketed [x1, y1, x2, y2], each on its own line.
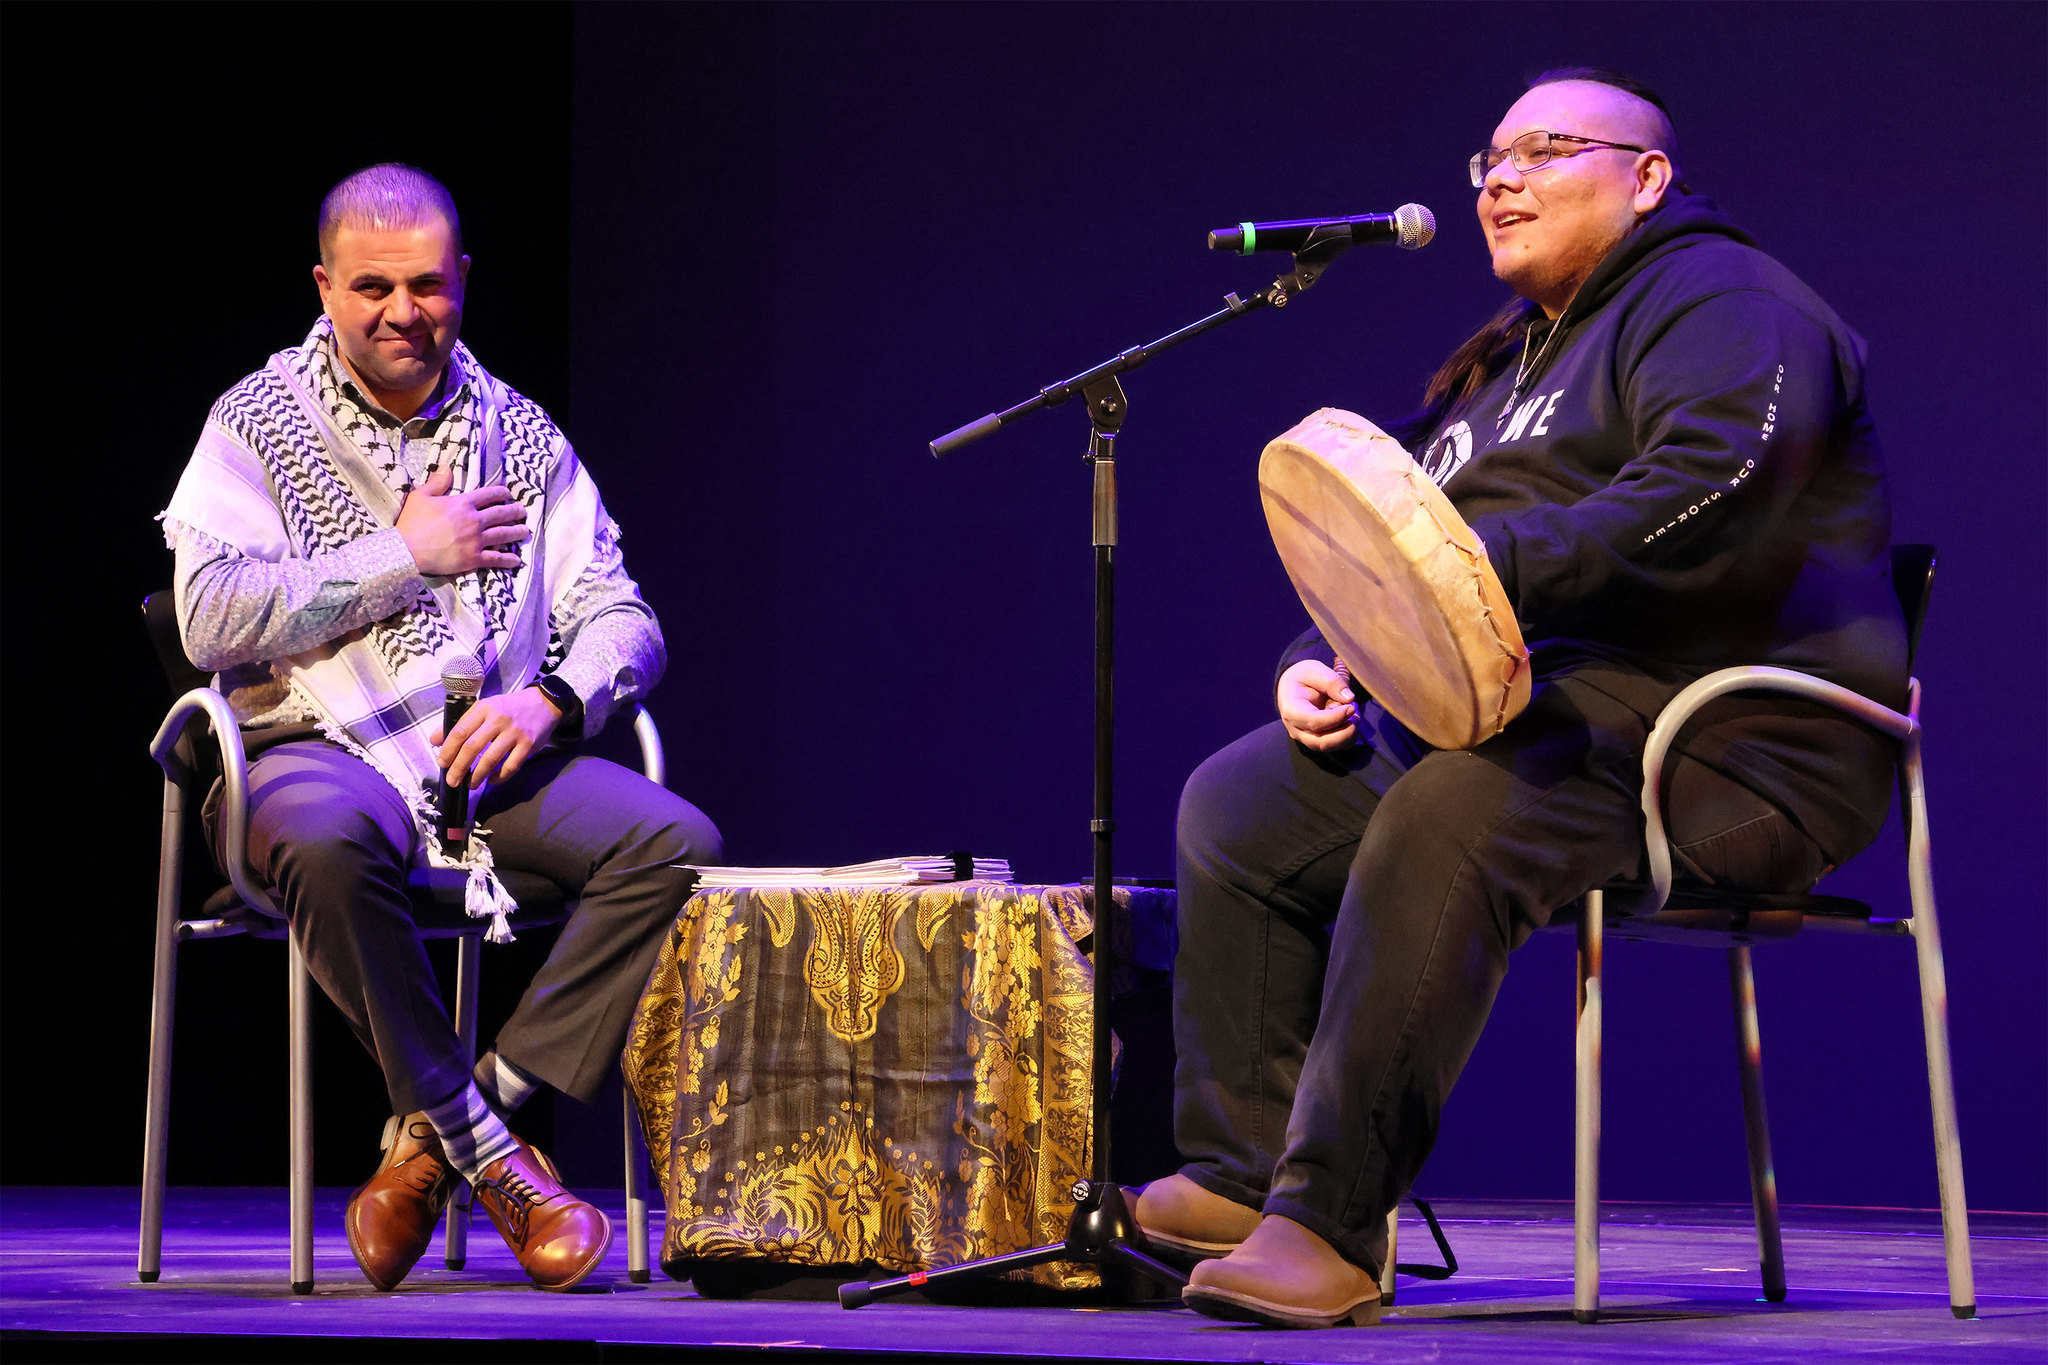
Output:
[199, 866, 574, 937]
[1669, 886, 1873, 919]
[1549, 885, 1873, 920]
[1548, 883, 1877, 946]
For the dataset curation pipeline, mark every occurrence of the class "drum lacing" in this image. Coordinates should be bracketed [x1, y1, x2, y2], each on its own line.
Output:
[1402, 470, 1527, 739]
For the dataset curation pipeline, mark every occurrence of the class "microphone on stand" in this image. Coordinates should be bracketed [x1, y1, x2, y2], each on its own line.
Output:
[1209, 204, 1436, 254]
[438, 655, 485, 854]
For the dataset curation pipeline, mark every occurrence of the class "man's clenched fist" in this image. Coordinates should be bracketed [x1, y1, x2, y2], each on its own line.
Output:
[1277, 659, 1359, 751]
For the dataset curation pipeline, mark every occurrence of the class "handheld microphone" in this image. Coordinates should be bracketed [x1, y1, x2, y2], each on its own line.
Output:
[1209, 204, 1435, 255]
[438, 654, 485, 853]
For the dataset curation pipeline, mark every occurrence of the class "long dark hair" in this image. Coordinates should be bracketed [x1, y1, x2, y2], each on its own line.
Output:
[1384, 66, 1678, 450]
[1383, 294, 1541, 448]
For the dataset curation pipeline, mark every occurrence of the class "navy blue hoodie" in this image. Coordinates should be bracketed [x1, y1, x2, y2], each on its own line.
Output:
[1281, 194, 1906, 863]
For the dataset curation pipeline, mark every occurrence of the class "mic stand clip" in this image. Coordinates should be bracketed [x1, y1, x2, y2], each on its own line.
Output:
[1264, 224, 1356, 306]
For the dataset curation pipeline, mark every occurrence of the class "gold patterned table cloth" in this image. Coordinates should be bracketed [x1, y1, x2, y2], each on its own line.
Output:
[622, 882, 1173, 1288]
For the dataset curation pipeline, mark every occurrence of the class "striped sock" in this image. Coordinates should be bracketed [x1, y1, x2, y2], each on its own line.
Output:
[474, 1050, 544, 1116]
[423, 1082, 520, 1182]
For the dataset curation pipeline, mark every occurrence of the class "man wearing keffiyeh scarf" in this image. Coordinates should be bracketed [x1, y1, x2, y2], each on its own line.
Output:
[159, 164, 721, 1293]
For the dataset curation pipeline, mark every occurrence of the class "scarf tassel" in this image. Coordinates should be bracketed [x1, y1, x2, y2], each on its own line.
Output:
[465, 859, 519, 945]
[423, 816, 518, 945]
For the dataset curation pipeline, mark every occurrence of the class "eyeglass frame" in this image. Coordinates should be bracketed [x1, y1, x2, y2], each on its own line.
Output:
[1469, 131, 1649, 188]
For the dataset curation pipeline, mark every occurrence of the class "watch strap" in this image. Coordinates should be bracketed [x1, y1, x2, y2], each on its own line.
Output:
[533, 672, 585, 739]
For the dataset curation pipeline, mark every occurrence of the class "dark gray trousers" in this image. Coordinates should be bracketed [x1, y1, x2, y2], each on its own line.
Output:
[214, 738, 721, 1116]
[1172, 675, 1831, 1273]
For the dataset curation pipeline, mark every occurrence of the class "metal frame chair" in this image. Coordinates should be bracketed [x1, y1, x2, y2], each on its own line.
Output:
[1558, 545, 1971, 1322]
[138, 591, 655, 1292]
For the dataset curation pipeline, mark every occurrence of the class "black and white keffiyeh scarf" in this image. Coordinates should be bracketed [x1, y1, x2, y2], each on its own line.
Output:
[162, 318, 607, 940]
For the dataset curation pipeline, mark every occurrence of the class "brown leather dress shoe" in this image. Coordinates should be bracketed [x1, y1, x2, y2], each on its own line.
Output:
[1133, 1173, 1263, 1259]
[346, 1113, 456, 1291]
[1183, 1215, 1383, 1328]
[472, 1139, 612, 1291]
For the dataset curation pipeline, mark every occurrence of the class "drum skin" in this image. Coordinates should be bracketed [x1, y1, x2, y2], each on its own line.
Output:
[1259, 408, 1530, 751]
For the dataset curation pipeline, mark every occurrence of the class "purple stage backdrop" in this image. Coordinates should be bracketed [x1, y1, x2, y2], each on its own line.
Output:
[3, 2, 2040, 1215]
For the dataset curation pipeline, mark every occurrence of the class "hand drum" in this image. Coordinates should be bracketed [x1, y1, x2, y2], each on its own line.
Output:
[1259, 408, 1530, 750]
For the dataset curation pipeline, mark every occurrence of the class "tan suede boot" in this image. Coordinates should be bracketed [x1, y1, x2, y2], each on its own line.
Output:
[1183, 1215, 1383, 1328]
[1132, 1173, 1263, 1258]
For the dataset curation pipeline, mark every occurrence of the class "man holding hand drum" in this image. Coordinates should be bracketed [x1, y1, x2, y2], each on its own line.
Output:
[1141, 69, 1907, 1328]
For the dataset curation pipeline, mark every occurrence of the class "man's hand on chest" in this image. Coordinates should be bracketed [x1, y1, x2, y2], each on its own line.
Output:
[396, 463, 532, 576]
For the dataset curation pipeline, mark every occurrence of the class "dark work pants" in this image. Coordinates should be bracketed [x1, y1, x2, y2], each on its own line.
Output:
[1172, 675, 1830, 1274]
[214, 739, 722, 1117]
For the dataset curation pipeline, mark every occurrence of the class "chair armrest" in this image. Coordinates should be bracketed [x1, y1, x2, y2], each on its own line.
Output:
[631, 704, 666, 788]
[149, 688, 281, 919]
[1631, 666, 1917, 917]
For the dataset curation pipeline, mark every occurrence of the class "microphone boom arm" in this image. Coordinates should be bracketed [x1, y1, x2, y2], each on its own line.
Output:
[929, 244, 1345, 458]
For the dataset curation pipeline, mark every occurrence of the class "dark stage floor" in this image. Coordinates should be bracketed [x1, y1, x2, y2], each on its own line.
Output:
[1, 1188, 2041, 1363]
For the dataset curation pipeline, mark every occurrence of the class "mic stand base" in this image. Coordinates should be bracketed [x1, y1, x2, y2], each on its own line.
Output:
[837, 1182, 1187, 1308]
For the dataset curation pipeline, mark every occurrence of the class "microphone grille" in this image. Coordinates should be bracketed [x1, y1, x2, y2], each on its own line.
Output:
[1395, 203, 1436, 249]
[440, 652, 485, 699]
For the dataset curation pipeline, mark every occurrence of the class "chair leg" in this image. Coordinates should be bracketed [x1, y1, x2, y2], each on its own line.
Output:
[1378, 1206, 1399, 1306]
[624, 1083, 651, 1283]
[444, 934, 483, 1271]
[1574, 890, 1604, 1325]
[139, 776, 183, 1284]
[1901, 736, 1975, 1319]
[288, 934, 315, 1294]
[1727, 946, 1787, 1303]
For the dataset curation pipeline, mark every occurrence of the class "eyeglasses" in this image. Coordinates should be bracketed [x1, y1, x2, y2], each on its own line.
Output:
[1469, 130, 1648, 188]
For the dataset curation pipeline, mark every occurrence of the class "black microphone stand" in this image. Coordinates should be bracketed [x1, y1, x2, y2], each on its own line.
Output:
[839, 230, 1359, 1310]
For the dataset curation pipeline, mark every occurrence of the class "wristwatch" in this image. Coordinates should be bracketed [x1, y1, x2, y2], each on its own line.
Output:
[531, 672, 585, 741]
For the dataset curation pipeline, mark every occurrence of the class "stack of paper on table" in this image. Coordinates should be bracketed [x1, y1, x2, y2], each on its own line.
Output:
[683, 856, 1013, 888]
